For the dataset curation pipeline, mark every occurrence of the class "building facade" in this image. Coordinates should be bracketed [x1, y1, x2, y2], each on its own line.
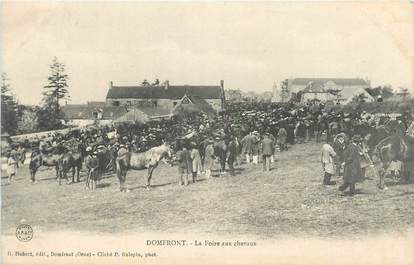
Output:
[286, 77, 372, 103]
[106, 81, 225, 113]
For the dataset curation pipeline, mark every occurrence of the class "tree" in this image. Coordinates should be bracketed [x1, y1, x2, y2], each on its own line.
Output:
[351, 92, 368, 103]
[141, 79, 150, 86]
[151, 78, 160, 86]
[366, 85, 394, 101]
[38, 57, 70, 130]
[280, 79, 290, 102]
[398, 87, 411, 99]
[1, 73, 18, 135]
[17, 106, 39, 134]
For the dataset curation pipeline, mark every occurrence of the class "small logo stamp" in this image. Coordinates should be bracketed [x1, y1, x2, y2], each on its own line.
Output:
[16, 224, 33, 242]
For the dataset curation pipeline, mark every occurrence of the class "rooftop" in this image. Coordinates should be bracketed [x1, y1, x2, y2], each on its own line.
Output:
[291, 78, 369, 86]
[106, 85, 223, 99]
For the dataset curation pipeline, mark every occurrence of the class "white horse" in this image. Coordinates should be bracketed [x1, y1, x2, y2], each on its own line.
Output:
[116, 143, 173, 192]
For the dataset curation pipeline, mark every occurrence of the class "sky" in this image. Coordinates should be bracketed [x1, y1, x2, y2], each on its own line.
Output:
[1, 1, 413, 105]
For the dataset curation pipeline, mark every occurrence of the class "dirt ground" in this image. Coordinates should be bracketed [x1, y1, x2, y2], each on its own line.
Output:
[1, 142, 414, 238]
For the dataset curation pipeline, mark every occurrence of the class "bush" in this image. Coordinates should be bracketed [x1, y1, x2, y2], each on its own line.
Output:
[343, 98, 413, 114]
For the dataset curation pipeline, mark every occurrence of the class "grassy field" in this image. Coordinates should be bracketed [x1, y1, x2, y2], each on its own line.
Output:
[1, 142, 414, 238]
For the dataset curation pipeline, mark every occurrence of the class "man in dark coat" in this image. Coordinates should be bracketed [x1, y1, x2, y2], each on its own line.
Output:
[177, 145, 192, 186]
[241, 133, 253, 163]
[214, 138, 227, 175]
[339, 135, 363, 196]
[332, 133, 346, 176]
[261, 133, 274, 171]
[227, 136, 238, 176]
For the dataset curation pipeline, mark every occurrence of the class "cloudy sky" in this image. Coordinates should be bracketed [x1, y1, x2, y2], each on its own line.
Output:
[1, 1, 412, 105]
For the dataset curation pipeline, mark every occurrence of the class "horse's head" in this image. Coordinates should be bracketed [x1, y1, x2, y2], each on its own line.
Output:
[160, 142, 174, 166]
[366, 126, 389, 151]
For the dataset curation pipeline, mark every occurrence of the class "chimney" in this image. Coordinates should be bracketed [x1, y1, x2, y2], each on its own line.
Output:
[365, 77, 371, 88]
[109, 81, 113, 88]
[220, 80, 226, 110]
[164, 80, 170, 90]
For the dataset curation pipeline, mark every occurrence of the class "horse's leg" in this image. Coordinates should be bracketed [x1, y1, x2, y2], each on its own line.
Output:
[77, 164, 81, 182]
[30, 167, 36, 183]
[116, 161, 125, 192]
[55, 164, 59, 179]
[58, 170, 62, 185]
[122, 170, 128, 192]
[146, 166, 155, 190]
[85, 170, 90, 190]
[70, 166, 74, 183]
[379, 161, 391, 190]
[66, 170, 71, 185]
[400, 162, 408, 183]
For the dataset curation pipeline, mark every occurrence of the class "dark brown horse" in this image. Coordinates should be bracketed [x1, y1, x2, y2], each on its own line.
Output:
[316, 120, 328, 143]
[29, 151, 60, 182]
[57, 153, 75, 185]
[373, 134, 414, 189]
[84, 154, 100, 190]
[57, 143, 85, 185]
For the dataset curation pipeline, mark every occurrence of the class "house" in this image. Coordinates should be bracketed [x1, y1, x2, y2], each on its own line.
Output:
[172, 94, 216, 117]
[288, 78, 370, 93]
[106, 80, 225, 113]
[287, 77, 372, 104]
[114, 108, 150, 124]
[300, 81, 338, 102]
[365, 87, 394, 102]
[61, 103, 128, 127]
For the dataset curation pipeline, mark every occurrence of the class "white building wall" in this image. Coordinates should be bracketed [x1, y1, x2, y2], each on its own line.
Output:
[205, 99, 223, 112]
[302, 93, 336, 102]
[107, 98, 221, 113]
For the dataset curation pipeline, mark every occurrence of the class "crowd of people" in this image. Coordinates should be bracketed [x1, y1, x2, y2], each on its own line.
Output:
[4, 101, 413, 194]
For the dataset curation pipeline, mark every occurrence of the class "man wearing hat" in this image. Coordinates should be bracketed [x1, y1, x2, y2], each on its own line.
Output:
[339, 135, 363, 195]
[261, 133, 274, 171]
[241, 133, 253, 163]
[204, 138, 215, 178]
[277, 126, 288, 151]
[84, 146, 98, 190]
[177, 143, 192, 186]
[333, 133, 347, 177]
[226, 136, 238, 176]
[251, 132, 260, 165]
[214, 137, 227, 175]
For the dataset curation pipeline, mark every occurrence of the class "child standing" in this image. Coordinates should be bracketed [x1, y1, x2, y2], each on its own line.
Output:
[7, 153, 17, 182]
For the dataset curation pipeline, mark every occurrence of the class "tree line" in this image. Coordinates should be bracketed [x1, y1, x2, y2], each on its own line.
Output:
[1, 57, 69, 135]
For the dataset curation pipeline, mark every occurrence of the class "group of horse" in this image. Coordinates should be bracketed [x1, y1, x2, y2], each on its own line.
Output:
[29, 143, 86, 185]
[368, 126, 414, 188]
[28, 141, 173, 191]
[23, 117, 414, 192]
[356, 120, 413, 188]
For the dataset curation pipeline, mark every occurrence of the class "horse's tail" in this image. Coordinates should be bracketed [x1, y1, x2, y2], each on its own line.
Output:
[29, 155, 41, 172]
[116, 156, 129, 176]
[59, 155, 73, 173]
[29, 159, 37, 172]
